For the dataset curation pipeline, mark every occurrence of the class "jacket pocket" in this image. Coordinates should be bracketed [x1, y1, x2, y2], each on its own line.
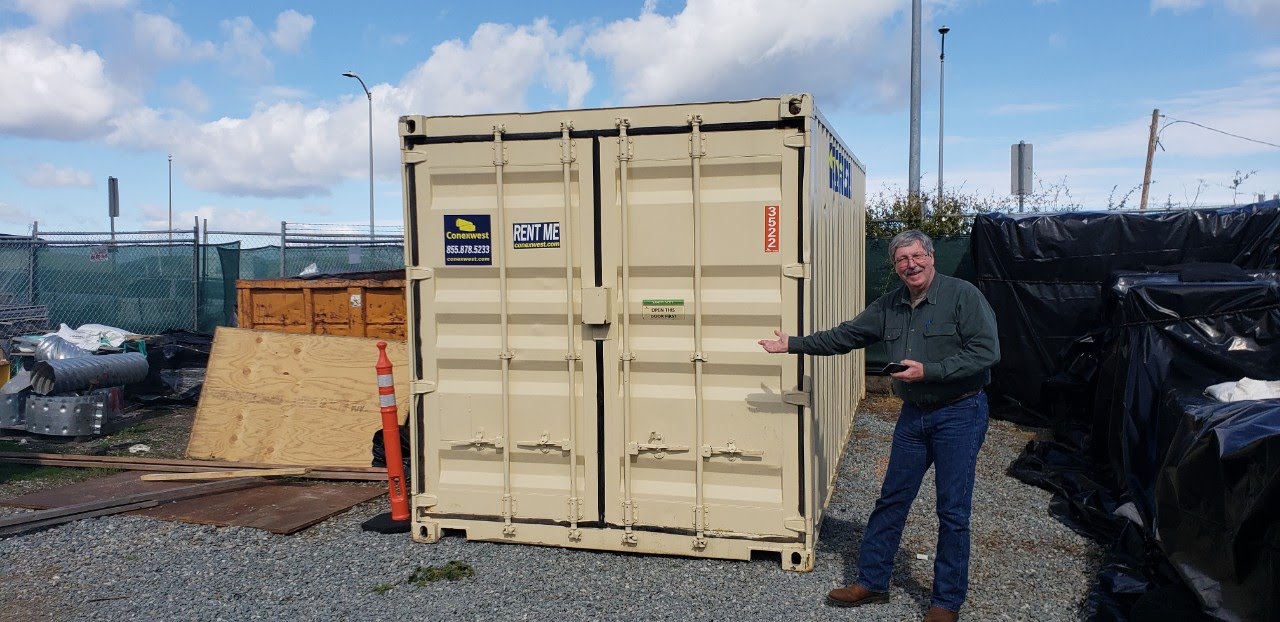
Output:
[924, 322, 959, 361]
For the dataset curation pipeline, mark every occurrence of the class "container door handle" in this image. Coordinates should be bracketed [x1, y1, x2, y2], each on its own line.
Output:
[515, 431, 572, 454]
[626, 432, 690, 459]
[700, 439, 765, 461]
[442, 428, 505, 450]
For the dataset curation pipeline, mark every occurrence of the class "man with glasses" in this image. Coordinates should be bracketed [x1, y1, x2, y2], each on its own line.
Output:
[758, 229, 999, 622]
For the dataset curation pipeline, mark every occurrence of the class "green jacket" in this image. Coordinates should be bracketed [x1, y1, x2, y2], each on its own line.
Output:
[788, 273, 1000, 405]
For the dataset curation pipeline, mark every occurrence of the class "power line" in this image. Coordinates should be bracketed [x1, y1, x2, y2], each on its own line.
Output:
[1159, 115, 1280, 150]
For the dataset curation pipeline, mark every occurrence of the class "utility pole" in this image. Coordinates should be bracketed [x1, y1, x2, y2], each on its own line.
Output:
[937, 26, 950, 210]
[1140, 108, 1159, 210]
[168, 154, 173, 243]
[909, 0, 922, 213]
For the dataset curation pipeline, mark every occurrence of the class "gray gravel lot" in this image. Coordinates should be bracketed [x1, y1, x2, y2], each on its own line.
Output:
[0, 393, 1099, 622]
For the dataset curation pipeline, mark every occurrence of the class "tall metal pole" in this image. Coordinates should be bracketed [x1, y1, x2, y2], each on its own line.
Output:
[343, 71, 375, 241]
[937, 27, 949, 209]
[168, 154, 173, 244]
[909, 0, 922, 207]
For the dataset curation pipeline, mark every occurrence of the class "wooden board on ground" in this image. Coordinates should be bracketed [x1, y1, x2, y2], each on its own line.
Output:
[3, 471, 384, 535]
[186, 327, 409, 467]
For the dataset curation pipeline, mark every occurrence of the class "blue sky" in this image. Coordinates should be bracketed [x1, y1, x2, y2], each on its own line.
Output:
[1, 0, 1278, 234]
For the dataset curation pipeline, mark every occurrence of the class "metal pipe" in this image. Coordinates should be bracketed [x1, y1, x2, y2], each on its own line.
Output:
[559, 122, 582, 540]
[617, 118, 638, 544]
[31, 353, 149, 395]
[688, 115, 708, 549]
[909, 0, 922, 198]
[279, 221, 286, 278]
[28, 221, 37, 306]
[192, 217, 200, 332]
[493, 125, 516, 536]
[937, 26, 950, 211]
[34, 336, 93, 362]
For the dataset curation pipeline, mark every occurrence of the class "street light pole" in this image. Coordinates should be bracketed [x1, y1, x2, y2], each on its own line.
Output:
[342, 71, 375, 241]
[937, 26, 949, 210]
[168, 154, 173, 243]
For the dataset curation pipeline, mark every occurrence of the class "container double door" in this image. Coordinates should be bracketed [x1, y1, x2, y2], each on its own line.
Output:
[419, 125, 803, 541]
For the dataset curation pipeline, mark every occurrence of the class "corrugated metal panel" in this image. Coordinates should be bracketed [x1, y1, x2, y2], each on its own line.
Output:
[400, 95, 865, 571]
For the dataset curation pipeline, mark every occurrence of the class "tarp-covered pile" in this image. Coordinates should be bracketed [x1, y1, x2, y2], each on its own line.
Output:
[975, 201, 1280, 621]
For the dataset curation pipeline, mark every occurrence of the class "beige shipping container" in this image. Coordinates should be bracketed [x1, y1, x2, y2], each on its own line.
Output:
[399, 94, 866, 571]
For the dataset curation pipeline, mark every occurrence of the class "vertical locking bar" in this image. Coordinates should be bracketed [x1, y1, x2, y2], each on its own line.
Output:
[493, 125, 516, 536]
[688, 114, 708, 549]
[560, 122, 582, 540]
[616, 118, 638, 544]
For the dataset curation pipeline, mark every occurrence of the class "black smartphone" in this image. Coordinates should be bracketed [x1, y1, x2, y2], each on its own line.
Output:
[880, 362, 909, 374]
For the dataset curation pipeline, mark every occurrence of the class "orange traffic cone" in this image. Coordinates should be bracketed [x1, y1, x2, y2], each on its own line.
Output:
[362, 341, 411, 533]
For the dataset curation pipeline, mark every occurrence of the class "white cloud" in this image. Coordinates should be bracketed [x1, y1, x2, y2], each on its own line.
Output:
[399, 19, 592, 113]
[585, 0, 902, 108]
[133, 13, 215, 62]
[271, 10, 314, 53]
[1153, 0, 1280, 24]
[1151, 0, 1206, 12]
[220, 16, 271, 78]
[170, 79, 208, 114]
[0, 201, 33, 225]
[102, 19, 599, 198]
[0, 29, 121, 139]
[991, 102, 1068, 115]
[140, 204, 276, 232]
[1256, 47, 1280, 68]
[21, 162, 94, 188]
[9, 0, 132, 29]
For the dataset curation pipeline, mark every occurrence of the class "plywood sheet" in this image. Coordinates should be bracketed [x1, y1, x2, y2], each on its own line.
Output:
[186, 328, 410, 467]
[2, 471, 384, 534]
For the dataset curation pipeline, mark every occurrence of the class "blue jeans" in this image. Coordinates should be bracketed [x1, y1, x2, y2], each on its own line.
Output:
[855, 391, 989, 612]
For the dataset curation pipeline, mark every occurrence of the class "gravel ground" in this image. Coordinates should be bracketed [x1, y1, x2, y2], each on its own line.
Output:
[0, 393, 1099, 622]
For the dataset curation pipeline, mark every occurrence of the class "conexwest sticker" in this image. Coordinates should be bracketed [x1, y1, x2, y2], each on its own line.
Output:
[444, 215, 492, 265]
[829, 143, 852, 198]
[512, 222, 561, 249]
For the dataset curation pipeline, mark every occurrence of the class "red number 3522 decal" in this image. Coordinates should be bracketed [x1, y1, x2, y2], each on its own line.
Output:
[764, 205, 780, 253]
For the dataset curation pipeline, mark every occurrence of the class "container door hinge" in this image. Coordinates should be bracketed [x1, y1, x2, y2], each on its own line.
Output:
[627, 432, 690, 459]
[406, 267, 434, 281]
[411, 380, 436, 395]
[782, 390, 811, 408]
[782, 263, 809, 280]
[783, 516, 807, 534]
[783, 133, 807, 149]
[416, 493, 439, 508]
[402, 150, 427, 165]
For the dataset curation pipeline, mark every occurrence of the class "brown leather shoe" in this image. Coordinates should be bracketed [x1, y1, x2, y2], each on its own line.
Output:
[923, 605, 959, 621]
[825, 583, 889, 608]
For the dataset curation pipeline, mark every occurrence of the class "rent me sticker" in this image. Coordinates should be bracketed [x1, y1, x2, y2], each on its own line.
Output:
[642, 299, 685, 321]
[512, 221, 561, 249]
[764, 205, 780, 253]
[444, 215, 492, 265]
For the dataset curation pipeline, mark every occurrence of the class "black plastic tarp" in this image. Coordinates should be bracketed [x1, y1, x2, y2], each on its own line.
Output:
[972, 201, 1280, 422]
[1155, 391, 1280, 622]
[1008, 269, 1280, 621]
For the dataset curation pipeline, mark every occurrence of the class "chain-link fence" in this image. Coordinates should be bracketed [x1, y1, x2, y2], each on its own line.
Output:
[0, 221, 406, 337]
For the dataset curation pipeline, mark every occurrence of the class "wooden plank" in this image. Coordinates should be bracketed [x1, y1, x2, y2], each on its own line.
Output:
[2, 472, 383, 535]
[0, 455, 386, 481]
[139, 467, 309, 481]
[136, 482, 385, 534]
[185, 328, 409, 467]
[0, 452, 386, 473]
[0, 476, 264, 536]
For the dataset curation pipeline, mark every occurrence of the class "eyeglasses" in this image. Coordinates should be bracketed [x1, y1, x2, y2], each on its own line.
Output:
[894, 252, 931, 266]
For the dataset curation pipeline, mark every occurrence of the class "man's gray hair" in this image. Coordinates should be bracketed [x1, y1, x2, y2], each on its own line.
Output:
[888, 230, 935, 258]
